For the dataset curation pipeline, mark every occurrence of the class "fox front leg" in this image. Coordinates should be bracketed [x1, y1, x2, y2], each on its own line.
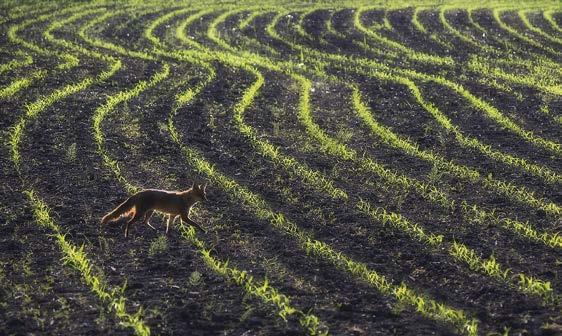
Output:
[142, 210, 156, 230]
[180, 212, 206, 233]
[166, 214, 172, 234]
[125, 215, 134, 238]
[125, 210, 144, 238]
[125, 213, 136, 238]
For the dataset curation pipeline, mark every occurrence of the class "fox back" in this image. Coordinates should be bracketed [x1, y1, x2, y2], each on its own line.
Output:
[134, 187, 206, 215]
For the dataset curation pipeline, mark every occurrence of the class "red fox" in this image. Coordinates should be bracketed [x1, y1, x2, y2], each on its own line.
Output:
[101, 184, 208, 237]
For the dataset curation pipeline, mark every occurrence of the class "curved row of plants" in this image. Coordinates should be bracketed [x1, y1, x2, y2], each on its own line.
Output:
[80, 8, 328, 335]
[5, 4, 150, 335]
[2, 2, 560, 335]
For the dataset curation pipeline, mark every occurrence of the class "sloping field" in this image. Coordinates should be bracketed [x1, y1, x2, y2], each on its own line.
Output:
[0, 0, 560, 335]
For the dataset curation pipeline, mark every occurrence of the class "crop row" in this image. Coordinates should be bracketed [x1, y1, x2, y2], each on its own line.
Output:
[55, 6, 327, 335]
[219, 7, 561, 245]
[2, 2, 560, 335]
[5, 4, 148, 334]
[281, 8, 562, 182]
[145, 5, 560, 333]
[202, 17, 557, 300]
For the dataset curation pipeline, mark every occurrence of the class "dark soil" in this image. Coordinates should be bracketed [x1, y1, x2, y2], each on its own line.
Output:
[1, 3, 561, 336]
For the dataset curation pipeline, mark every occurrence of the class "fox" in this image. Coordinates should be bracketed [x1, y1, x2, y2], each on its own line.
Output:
[100, 183, 208, 237]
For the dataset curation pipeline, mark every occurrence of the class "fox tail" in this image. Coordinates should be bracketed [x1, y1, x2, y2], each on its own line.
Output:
[101, 197, 135, 225]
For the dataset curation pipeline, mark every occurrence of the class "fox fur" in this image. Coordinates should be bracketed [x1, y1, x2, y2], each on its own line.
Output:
[101, 184, 208, 237]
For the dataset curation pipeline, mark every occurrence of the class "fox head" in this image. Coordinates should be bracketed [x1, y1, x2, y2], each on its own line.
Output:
[191, 183, 208, 202]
